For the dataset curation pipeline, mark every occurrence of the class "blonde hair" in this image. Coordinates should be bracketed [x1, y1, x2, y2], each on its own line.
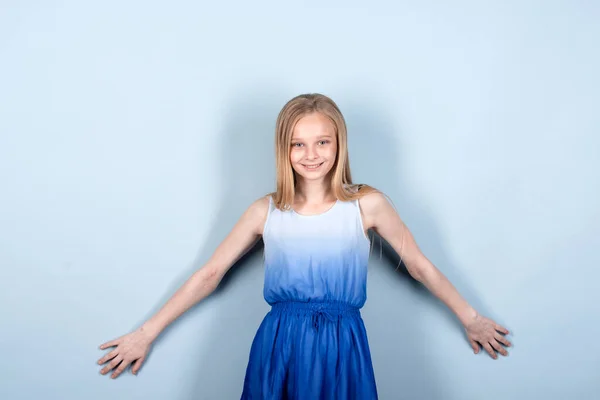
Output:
[269, 93, 378, 210]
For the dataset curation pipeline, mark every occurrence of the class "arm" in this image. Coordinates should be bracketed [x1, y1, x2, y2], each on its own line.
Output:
[359, 192, 511, 358]
[98, 195, 271, 378]
[140, 195, 270, 341]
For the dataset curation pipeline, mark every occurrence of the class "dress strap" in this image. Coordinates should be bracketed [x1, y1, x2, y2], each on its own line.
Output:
[262, 194, 275, 238]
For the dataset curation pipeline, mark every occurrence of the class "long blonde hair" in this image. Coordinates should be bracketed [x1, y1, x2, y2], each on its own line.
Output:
[269, 93, 378, 210]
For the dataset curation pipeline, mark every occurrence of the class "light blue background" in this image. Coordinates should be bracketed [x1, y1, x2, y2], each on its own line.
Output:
[1, 1, 598, 399]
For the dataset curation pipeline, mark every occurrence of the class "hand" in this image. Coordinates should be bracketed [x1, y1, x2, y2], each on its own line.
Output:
[97, 328, 153, 378]
[464, 313, 511, 359]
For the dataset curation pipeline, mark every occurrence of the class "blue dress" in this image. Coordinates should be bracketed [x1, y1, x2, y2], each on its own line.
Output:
[241, 196, 378, 399]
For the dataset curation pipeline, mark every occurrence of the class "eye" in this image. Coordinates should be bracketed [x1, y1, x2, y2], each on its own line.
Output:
[318, 140, 330, 145]
[292, 142, 303, 147]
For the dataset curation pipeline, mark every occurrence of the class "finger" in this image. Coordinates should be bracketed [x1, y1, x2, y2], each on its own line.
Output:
[97, 349, 118, 365]
[482, 342, 497, 359]
[111, 359, 131, 379]
[131, 356, 146, 375]
[469, 339, 479, 354]
[100, 355, 123, 375]
[490, 339, 508, 356]
[495, 324, 509, 335]
[99, 337, 122, 350]
[494, 333, 512, 347]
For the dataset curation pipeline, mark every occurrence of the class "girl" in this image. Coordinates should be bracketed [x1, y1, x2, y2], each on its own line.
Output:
[97, 93, 511, 399]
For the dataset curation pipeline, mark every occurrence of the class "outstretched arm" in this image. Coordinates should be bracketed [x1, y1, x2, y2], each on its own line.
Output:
[359, 192, 511, 359]
[138, 195, 270, 341]
[97, 195, 270, 378]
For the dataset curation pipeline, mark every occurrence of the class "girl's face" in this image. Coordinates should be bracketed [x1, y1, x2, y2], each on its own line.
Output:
[289, 112, 338, 183]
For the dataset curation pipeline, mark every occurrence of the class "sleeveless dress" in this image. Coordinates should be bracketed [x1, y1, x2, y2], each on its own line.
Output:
[241, 196, 378, 399]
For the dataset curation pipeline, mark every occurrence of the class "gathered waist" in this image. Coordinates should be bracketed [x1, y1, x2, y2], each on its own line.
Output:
[268, 301, 362, 331]
[270, 301, 360, 315]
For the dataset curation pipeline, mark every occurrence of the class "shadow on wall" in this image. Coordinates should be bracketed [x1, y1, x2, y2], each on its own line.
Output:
[342, 96, 440, 399]
[133, 84, 285, 399]
[135, 88, 499, 399]
[183, 86, 288, 399]
[342, 94, 498, 399]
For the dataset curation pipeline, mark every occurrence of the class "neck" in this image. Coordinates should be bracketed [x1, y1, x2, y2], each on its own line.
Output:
[294, 178, 335, 204]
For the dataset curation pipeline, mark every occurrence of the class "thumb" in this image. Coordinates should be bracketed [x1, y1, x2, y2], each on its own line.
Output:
[470, 340, 479, 354]
[131, 356, 146, 375]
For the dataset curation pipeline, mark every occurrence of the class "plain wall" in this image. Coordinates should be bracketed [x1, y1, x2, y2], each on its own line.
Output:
[1, 1, 598, 399]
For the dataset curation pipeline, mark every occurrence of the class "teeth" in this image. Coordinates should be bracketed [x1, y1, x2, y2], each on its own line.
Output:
[305, 163, 322, 169]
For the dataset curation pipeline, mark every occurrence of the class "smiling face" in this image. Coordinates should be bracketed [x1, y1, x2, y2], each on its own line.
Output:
[289, 112, 338, 183]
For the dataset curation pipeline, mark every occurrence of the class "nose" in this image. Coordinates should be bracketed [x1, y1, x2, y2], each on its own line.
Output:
[306, 144, 319, 160]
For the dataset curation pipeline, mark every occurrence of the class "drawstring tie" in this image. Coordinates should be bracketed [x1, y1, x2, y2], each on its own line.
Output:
[312, 308, 338, 332]
[270, 301, 360, 332]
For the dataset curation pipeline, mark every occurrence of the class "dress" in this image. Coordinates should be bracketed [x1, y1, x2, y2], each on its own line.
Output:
[241, 196, 378, 399]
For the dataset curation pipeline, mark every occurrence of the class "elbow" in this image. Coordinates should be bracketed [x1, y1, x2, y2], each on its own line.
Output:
[195, 264, 222, 292]
[407, 266, 425, 282]
[413, 262, 441, 286]
[405, 256, 433, 283]
[400, 255, 421, 281]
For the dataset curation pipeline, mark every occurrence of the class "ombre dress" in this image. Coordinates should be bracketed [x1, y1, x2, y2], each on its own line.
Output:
[241, 196, 378, 399]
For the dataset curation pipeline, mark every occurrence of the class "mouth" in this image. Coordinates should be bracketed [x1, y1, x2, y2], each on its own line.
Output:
[302, 162, 324, 171]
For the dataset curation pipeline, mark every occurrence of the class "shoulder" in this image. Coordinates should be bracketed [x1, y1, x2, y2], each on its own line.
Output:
[357, 190, 389, 215]
[249, 193, 272, 211]
[357, 189, 394, 230]
[244, 194, 273, 235]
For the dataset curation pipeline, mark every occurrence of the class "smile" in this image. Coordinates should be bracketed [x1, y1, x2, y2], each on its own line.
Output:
[302, 162, 324, 170]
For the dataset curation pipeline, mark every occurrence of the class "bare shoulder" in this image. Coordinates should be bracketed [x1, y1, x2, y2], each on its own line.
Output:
[247, 193, 271, 214]
[204, 194, 272, 275]
[358, 190, 394, 230]
[358, 190, 388, 210]
[245, 194, 272, 235]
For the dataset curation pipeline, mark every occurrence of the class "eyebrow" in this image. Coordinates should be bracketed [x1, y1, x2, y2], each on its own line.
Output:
[291, 135, 332, 141]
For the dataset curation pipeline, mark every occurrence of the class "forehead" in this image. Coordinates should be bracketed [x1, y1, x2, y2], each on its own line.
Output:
[292, 113, 335, 139]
